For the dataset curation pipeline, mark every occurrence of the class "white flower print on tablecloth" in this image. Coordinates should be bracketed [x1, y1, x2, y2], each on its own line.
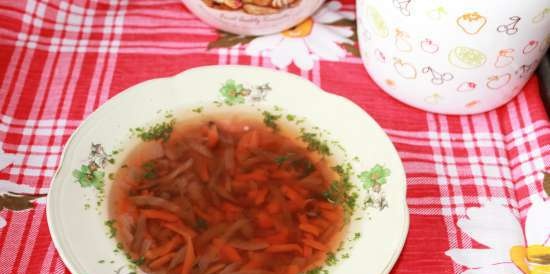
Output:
[245, 1, 355, 70]
[0, 146, 47, 229]
[445, 197, 550, 274]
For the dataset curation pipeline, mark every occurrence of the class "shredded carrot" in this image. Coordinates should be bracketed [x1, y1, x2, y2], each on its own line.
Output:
[142, 209, 180, 222]
[270, 169, 297, 180]
[181, 235, 195, 274]
[266, 201, 281, 214]
[297, 214, 308, 224]
[264, 229, 289, 245]
[162, 222, 197, 238]
[235, 169, 268, 182]
[204, 263, 226, 274]
[195, 157, 209, 182]
[220, 244, 242, 262]
[222, 202, 242, 212]
[321, 209, 340, 222]
[145, 237, 182, 260]
[265, 244, 303, 254]
[149, 252, 175, 269]
[254, 188, 269, 205]
[241, 253, 263, 270]
[303, 245, 312, 258]
[287, 264, 300, 274]
[281, 185, 304, 202]
[317, 201, 338, 210]
[299, 223, 321, 237]
[303, 238, 328, 251]
[206, 124, 219, 148]
[256, 212, 274, 229]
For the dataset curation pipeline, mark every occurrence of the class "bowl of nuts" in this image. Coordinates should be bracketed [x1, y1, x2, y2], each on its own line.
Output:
[183, 0, 325, 35]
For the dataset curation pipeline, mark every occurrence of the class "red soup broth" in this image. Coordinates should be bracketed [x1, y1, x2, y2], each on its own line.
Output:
[109, 112, 347, 274]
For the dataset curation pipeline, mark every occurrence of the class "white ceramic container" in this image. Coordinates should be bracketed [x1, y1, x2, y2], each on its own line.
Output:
[182, 0, 325, 35]
[357, 1, 550, 114]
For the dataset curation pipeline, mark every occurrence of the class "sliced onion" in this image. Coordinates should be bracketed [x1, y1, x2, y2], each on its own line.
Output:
[222, 219, 249, 241]
[168, 245, 187, 269]
[129, 195, 181, 213]
[228, 240, 269, 251]
[188, 141, 213, 158]
[155, 158, 193, 184]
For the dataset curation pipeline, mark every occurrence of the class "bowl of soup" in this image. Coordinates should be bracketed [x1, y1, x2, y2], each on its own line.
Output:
[47, 65, 409, 274]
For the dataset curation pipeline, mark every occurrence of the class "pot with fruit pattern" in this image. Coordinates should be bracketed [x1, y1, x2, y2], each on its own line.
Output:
[182, 0, 325, 36]
[356, 0, 550, 114]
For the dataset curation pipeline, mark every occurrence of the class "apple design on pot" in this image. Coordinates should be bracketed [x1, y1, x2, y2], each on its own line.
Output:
[486, 73, 512, 90]
[523, 40, 539, 54]
[393, 58, 417, 79]
[457, 82, 477, 92]
[420, 38, 439, 54]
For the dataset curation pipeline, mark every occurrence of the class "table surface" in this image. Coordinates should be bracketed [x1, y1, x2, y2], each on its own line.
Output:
[0, 1, 549, 274]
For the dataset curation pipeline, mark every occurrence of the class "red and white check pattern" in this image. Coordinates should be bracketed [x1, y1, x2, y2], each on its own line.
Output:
[1, 1, 549, 274]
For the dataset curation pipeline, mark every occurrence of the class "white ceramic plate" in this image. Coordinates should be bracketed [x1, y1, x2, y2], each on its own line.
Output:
[47, 65, 409, 274]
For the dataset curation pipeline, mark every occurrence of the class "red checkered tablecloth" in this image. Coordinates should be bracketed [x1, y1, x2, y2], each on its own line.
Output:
[1, 1, 549, 274]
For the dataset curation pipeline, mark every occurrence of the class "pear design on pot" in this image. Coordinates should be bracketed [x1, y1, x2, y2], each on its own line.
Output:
[486, 73, 512, 90]
[395, 29, 413, 52]
[495, 49, 515, 68]
[393, 58, 417, 79]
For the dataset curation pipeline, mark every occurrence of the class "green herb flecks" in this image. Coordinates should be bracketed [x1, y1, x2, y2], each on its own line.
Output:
[98, 259, 105, 264]
[274, 155, 289, 165]
[142, 161, 158, 180]
[132, 118, 175, 142]
[323, 163, 359, 223]
[262, 111, 281, 131]
[192, 106, 204, 113]
[286, 114, 296, 121]
[105, 220, 117, 238]
[353, 232, 361, 241]
[299, 130, 331, 157]
[358, 164, 390, 190]
[325, 252, 338, 266]
[219, 80, 249, 105]
[72, 164, 105, 191]
[195, 218, 208, 230]
[306, 267, 329, 274]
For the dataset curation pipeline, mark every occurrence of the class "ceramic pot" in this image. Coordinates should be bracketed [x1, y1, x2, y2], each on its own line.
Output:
[183, 0, 325, 36]
[356, 0, 550, 114]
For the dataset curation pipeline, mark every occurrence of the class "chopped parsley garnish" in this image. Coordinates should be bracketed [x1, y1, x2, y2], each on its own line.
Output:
[84, 203, 91, 210]
[299, 130, 331, 156]
[72, 164, 105, 191]
[274, 155, 290, 165]
[353, 232, 361, 240]
[130, 257, 145, 266]
[105, 220, 116, 238]
[192, 106, 204, 113]
[98, 259, 105, 264]
[306, 268, 329, 274]
[142, 161, 157, 180]
[325, 252, 338, 266]
[262, 111, 281, 131]
[286, 114, 296, 121]
[195, 218, 208, 230]
[108, 158, 115, 164]
[342, 253, 350, 259]
[132, 118, 175, 142]
[108, 173, 115, 180]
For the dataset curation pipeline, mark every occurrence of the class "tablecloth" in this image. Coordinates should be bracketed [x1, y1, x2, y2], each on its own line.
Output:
[1, 1, 549, 274]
